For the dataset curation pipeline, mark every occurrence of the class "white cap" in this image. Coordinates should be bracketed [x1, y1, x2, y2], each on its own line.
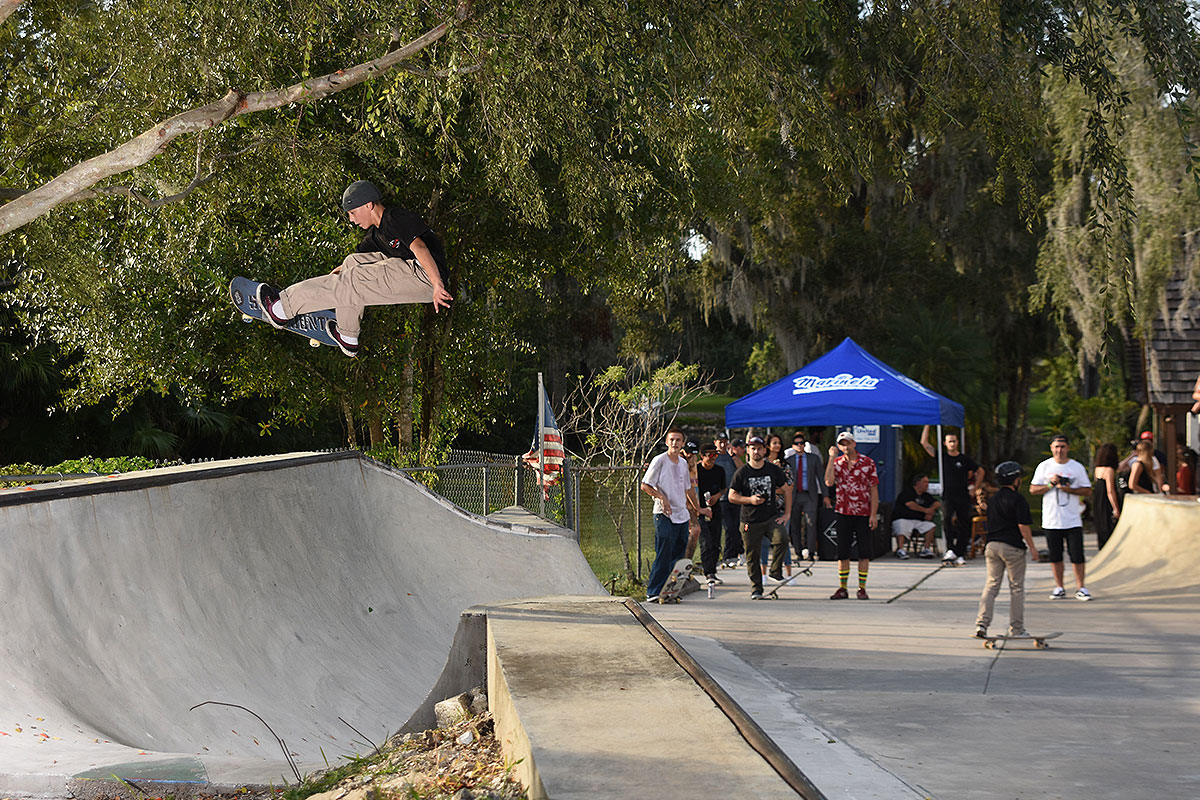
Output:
[836, 430, 856, 444]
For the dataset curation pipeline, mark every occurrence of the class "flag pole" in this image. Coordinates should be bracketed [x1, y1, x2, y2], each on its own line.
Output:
[538, 372, 547, 517]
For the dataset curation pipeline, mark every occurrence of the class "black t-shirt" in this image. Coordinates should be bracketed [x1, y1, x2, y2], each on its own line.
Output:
[357, 206, 448, 286]
[985, 486, 1032, 549]
[942, 449, 979, 497]
[730, 462, 787, 524]
[894, 487, 936, 520]
[696, 463, 727, 506]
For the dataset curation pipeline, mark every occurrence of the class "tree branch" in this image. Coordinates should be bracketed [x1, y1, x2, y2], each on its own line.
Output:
[0, 4, 473, 236]
[0, 0, 24, 26]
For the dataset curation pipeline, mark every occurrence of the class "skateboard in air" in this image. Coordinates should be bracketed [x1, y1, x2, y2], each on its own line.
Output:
[657, 558, 695, 603]
[979, 632, 1062, 649]
[764, 555, 816, 599]
[229, 276, 338, 349]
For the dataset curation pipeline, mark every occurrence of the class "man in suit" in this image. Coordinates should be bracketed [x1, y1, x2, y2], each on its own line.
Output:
[786, 430, 829, 560]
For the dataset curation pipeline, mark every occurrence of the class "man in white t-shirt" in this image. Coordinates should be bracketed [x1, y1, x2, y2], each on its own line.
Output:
[1030, 434, 1094, 600]
[640, 427, 699, 601]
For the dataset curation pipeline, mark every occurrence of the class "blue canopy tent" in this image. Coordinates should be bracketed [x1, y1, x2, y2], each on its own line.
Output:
[725, 338, 965, 505]
[725, 337, 964, 429]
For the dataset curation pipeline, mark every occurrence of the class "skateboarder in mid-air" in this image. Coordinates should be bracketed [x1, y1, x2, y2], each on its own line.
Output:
[975, 461, 1040, 639]
[257, 180, 453, 357]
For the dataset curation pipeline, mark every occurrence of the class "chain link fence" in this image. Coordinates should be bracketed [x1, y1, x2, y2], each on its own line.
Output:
[396, 452, 654, 588]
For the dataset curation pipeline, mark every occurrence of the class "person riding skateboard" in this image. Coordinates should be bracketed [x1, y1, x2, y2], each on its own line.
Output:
[257, 180, 453, 357]
[974, 461, 1040, 639]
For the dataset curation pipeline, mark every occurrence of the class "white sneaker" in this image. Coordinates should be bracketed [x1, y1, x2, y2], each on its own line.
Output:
[919, 548, 935, 558]
[1049, 586, 1067, 599]
[955, 556, 966, 566]
[942, 549, 958, 562]
[896, 548, 909, 559]
[801, 548, 811, 560]
[1076, 588, 1093, 601]
[1009, 630, 1033, 639]
[736, 556, 746, 567]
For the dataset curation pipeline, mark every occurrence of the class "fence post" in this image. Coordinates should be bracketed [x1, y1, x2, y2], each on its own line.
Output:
[482, 464, 490, 516]
[562, 460, 574, 531]
[514, 456, 524, 509]
[635, 471, 642, 581]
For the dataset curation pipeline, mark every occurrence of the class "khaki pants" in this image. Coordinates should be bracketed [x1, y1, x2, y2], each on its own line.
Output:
[975, 541, 1028, 635]
[279, 252, 434, 338]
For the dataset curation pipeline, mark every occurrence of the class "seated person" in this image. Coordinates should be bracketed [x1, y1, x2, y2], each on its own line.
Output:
[892, 473, 941, 559]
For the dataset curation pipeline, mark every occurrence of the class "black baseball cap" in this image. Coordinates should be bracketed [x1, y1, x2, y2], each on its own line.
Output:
[685, 440, 700, 454]
[341, 180, 382, 212]
[746, 436, 766, 446]
[700, 443, 718, 455]
[731, 438, 746, 448]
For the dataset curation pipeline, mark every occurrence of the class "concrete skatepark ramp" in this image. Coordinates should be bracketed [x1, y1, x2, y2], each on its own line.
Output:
[0, 452, 604, 797]
[1085, 493, 1200, 594]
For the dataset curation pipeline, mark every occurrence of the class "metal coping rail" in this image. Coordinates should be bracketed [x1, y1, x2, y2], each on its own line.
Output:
[623, 598, 828, 800]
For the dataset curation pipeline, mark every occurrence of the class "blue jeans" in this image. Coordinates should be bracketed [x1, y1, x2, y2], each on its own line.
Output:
[646, 514, 689, 598]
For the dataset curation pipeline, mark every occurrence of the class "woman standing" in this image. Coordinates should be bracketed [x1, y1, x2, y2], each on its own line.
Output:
[1176, 444, 1197, 495]
[764, 434, 794, 578]
[1092, 443, 1121, 549]
[1129, 440, 1168, 494]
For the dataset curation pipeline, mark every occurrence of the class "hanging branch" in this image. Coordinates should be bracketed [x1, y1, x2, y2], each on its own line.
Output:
[0, 1, 473, 236]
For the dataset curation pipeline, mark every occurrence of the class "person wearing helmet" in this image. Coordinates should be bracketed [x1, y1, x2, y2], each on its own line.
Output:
[974, 461, 1040, 639]
[256, 180, 453, 357]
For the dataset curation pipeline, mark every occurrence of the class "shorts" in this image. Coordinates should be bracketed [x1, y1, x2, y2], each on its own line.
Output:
[1044, 527, 1085, 564]
[892, 519, 935, 537]
[835, 513, 873, 560]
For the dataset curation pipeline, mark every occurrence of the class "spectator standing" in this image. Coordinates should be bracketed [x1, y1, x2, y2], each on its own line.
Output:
[640, 428, 700, 602]
[721, 438, 749, 566]
[892, 474, 941, 559]
[974, 461, 1040, 638]
[713, 434, 739, 567]
[1129, 440, 1168, 494]
[824, 431, 879, 599]
[763, 434, 795, 579]
[1092, 443, 1121, 550]
[729, 436, 792, 600]
[695, 443, 728, 583]
[1030, 434, 1094, 601]
[920, 426, 983, 566]
[1174, 443, 1196, 495]
[786, 430, 828, 561]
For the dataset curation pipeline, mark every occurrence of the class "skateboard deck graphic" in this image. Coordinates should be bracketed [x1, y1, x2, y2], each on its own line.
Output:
[658, 559, 694, 603]
[229, 276, 339, 349]
[979, 632, 1062, 649]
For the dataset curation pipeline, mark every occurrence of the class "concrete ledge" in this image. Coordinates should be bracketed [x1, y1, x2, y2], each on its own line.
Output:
[481, 596, 816, 799]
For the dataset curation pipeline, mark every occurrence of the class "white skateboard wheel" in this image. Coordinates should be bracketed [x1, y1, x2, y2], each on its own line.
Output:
[309, 338, 320, 348]
[241, 314, 253, 323]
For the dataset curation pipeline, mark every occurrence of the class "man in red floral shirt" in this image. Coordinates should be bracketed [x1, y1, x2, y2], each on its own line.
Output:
[824, 430, 880, 599]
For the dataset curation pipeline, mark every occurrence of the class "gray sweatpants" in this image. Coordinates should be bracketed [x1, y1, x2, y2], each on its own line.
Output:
[279, 252, 434, 338]
[975, 541, 1029, 635]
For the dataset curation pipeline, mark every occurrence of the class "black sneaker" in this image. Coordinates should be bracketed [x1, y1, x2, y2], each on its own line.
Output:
[325, 319, 359, 357]
[257, 283, 293, 329]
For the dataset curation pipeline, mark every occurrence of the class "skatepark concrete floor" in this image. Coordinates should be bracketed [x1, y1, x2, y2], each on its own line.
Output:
[647, 536, 1200, 800]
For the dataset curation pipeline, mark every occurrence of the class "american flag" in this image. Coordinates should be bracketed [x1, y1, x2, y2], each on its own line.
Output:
[522, 379, 564, 487]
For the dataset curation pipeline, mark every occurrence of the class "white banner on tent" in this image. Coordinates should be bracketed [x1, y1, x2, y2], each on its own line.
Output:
[852, 425, 880, 444]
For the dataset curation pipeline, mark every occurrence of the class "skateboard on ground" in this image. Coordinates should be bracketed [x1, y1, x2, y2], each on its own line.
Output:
[657, 559, 694, 603]
[979, 632, 1062, 649]
[764, 556, 816, 599]
[229, 276, 339, 349]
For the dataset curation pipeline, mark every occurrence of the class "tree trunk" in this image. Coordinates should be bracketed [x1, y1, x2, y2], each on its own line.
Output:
[398, 358, 415, 450]
[342, 397, 358, 450]
[368, 408, 387, 450]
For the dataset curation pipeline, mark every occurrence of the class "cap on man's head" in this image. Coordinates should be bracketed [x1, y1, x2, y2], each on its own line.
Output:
[685, 440, 700, 454]
[700, 443, 718, 455]
[746, 436, 765, 446]
[1051, 434, 1069, 445]
[731, 438, 746, 448]
[1139, 431, 1154, 440]
[836, 430, 856, 444]
[715, 432, 729, 441]
[342, 180, 382, 212]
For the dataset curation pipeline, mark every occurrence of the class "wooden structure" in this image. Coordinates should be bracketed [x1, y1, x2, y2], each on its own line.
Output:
[1134, 275, 1200, 489]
